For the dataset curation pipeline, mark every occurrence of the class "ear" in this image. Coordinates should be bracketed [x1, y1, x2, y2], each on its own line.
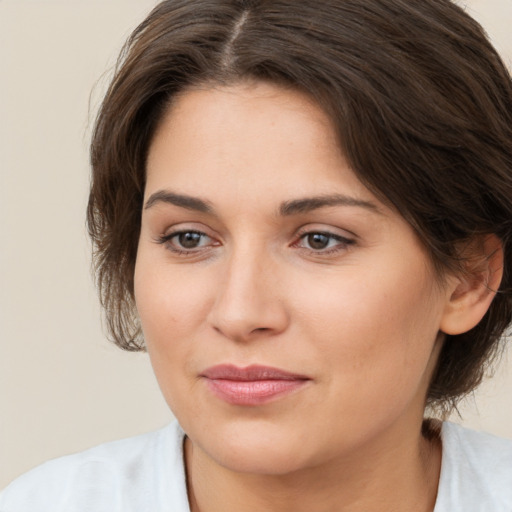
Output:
[440, 234, 504, 335]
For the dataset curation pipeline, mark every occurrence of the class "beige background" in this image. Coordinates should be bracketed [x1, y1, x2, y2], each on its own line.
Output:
[1, 0, 511, 490]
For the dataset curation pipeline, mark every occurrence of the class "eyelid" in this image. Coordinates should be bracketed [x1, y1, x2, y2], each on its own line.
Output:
[292, 225, 357, 254]
[155, 225, 221, 256]
[294, 224, 357, 241]
[159, 228, 209, 241]
[158, 221, 220, 241]
[153, 222, 356, 257]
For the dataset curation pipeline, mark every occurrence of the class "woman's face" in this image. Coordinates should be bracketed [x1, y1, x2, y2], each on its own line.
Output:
[135, 82, 452, 474]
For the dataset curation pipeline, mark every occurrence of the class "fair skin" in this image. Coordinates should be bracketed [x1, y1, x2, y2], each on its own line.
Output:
[134, 82, 494, 512]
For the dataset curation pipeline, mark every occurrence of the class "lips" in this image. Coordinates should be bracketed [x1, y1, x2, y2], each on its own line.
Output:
[200, 364, 311, 406]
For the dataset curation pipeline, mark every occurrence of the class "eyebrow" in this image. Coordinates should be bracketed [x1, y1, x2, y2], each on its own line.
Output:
[279, 194, 381, 216]
[144, 190, 213, 213]
[144, 190, 381, 216]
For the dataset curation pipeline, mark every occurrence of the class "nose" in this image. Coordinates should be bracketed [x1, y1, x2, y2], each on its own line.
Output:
[207, 246, 289, 342]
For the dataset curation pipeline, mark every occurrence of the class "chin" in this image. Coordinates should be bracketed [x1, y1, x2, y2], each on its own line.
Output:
[211, 442, 312, 476]
[190, 421, 319, 476]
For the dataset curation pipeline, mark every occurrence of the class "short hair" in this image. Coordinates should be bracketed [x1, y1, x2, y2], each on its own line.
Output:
[88, 0, 512, 412]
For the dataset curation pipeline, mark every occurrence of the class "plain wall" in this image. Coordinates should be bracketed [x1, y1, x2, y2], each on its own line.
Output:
[1, 0, 511, 490]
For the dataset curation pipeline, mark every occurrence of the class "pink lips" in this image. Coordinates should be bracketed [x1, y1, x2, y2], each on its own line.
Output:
[200, 364, 310, 406]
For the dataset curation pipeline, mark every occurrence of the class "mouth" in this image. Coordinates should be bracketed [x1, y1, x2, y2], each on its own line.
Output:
[200, 364, 311, 406]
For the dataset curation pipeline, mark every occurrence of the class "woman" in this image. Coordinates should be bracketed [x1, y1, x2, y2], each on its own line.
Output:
[1, 0, 511, 510]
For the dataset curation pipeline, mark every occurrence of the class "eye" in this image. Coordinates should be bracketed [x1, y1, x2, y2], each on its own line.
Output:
[296, 231, 354, 253]
[157, 230, 215, 253]
[174, 231, 208, 249]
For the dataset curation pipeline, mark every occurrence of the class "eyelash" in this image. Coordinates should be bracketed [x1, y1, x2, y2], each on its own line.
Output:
[294, 229, 355, 255]
[156, 230, 214, 256]
[155, 229, 355, 256]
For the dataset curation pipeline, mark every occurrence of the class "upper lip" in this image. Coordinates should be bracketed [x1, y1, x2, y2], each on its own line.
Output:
[200, 364, 310, 381]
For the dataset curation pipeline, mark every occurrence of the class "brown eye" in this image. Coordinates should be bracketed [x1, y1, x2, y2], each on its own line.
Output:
[177, 232, 203, 249]
[157, 230, 214, 253]
[296, 231, 354, 253]
[306, 233, 330, 250]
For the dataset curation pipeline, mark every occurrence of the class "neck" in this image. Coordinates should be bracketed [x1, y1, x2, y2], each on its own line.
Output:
[185, 419, 442, 512]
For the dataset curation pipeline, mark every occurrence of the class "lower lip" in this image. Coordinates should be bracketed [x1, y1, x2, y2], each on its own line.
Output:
[204, 378, 308, 405]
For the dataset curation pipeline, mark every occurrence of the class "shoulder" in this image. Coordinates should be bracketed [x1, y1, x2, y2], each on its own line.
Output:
[436, 421, 512, 511]
[0, 421, 189, 512]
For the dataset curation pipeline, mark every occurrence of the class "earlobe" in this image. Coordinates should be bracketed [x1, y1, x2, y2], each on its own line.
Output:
[440, 235, 503, 336]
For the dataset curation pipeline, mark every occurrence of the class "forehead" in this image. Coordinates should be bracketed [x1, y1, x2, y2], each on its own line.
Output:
[145, 82, 373, 206]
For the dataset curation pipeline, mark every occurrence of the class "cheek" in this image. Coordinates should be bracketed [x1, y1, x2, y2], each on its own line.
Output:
[134, 262, 215, 423]
[290, 261, 442, 402]
[134, 255, 213, 340]
[133, 254, 217, 396]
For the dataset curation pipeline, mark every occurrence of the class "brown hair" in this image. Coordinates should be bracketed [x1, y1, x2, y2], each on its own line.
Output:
[88, 0, 512, 411]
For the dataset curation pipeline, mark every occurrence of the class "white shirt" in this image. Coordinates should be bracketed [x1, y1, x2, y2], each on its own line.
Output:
[1, 421, 511, 511]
